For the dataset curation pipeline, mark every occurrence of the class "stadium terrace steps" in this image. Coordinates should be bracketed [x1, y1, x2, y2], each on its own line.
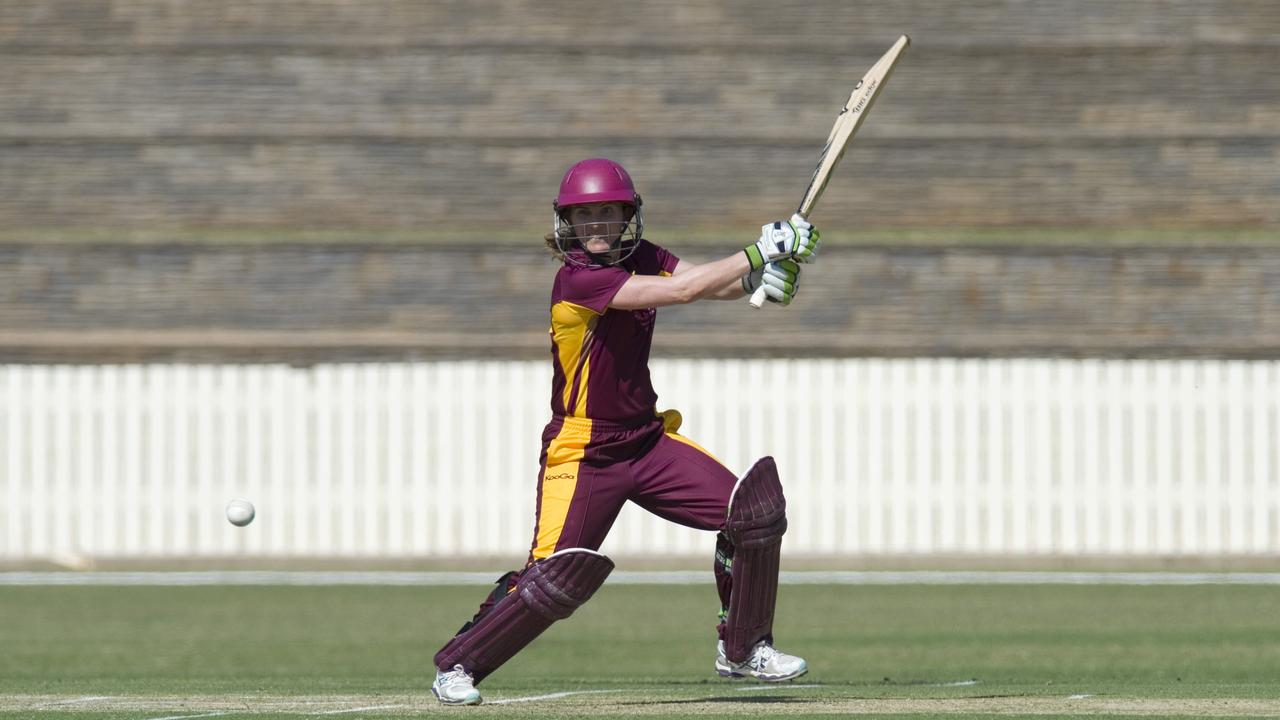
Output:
[1, 241, 1278, 361]
[1, 1, 1278, 47]
[1, 140, 1278, 229]
[0, 1, 1277, 229]
[2, 48, 1278, 138]
[1, 1, 1277, 359]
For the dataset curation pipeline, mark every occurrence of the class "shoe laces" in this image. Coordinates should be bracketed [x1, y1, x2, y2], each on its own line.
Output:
[751, 642, 778, 669]
[440, 664, 473, 685]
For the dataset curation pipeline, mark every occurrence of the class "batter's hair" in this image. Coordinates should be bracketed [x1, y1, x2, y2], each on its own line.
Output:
[543, 230, 567, 261]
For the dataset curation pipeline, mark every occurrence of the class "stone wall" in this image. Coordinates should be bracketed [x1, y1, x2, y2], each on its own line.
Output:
[3, 239, 1277, 362]
[1, 1, 1278, 230]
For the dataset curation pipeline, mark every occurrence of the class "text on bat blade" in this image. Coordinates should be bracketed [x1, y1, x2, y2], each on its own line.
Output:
[849, 78, 879, 115]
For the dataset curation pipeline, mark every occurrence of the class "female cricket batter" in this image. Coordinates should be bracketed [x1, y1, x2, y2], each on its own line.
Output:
[431, 158, 820, 705]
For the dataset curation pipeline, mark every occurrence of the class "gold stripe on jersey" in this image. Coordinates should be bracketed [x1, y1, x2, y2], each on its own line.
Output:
[551, 300, 598, 417]
[569, 345, 594, 417]
[532, 417, 593, 560]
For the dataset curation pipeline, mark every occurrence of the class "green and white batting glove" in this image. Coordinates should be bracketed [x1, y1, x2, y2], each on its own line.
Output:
[742, 259, 801, 306]
[743, 213, 821, 270]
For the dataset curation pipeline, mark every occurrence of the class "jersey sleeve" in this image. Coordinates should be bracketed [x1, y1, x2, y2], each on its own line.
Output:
[558, 265, 631, 315]
[644, 240, 681, 275]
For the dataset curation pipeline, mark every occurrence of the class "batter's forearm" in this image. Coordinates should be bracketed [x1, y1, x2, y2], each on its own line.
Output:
[708, 277, 750, 300]
[671, 252, 753, 303]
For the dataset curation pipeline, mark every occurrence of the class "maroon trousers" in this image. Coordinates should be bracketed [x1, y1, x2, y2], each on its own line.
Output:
[526, 412, 739, 563]
[439, 412, 746, 671]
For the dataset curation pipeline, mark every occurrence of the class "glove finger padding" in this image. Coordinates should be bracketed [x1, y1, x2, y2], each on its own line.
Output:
[761, 279, 794, 304]
[761, 260, 800, 305]
[762, 284, 791, 305]
[764, 260, 800, 284]
[794, 226, 820, 264]
[761, 275, 797, 305]
[785, 214, 819, 264]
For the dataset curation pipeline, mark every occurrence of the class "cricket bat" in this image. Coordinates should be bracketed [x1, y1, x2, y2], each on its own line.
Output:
[750, 34, 910, 308]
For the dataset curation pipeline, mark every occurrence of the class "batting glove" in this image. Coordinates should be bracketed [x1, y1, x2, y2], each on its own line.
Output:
[744, 214, 821, 270]
[742, 259, 801, 306]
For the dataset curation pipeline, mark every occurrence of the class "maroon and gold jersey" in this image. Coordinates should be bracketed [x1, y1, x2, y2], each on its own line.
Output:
[548, 239, 679, 423]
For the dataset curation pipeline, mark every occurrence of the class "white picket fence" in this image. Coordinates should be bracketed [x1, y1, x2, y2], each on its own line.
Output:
[1, 360, 1277, 560]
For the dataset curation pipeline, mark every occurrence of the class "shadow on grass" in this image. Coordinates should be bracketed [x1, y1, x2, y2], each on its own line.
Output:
[623, 695, 815, 705]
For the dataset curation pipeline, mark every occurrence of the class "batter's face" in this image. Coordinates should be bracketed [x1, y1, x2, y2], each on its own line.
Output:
[564, 202, 632, 259]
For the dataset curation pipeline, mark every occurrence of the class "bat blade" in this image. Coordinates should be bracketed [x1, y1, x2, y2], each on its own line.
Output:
[750, 34, 910, 308]
[796, 34, 910, 220]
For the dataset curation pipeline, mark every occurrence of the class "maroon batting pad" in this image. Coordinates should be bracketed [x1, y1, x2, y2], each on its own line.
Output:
[434, 548, 614, 682]
[722, 456, 787, 663]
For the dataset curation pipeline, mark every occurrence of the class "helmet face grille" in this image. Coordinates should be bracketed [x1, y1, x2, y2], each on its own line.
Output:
[553, 206, 644, 268]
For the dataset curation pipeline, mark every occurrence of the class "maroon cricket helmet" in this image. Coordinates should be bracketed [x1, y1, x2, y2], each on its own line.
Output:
[551, 158, 645, 267]
[553, 157, 642, 211]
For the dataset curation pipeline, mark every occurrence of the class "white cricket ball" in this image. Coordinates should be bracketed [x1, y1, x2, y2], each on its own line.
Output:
[225, 498, 256, 527]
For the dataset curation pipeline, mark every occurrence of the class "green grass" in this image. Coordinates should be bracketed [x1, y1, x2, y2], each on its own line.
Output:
[3, 583, 1280, 718]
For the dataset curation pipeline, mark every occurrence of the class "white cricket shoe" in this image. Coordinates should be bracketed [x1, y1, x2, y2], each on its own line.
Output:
[432, 664, 482, 705]
[715, 639, 808, 682]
